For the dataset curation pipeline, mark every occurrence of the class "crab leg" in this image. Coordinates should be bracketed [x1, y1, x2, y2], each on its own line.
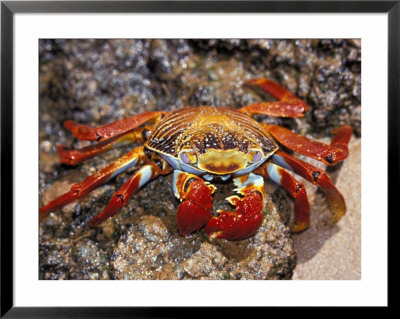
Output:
[39, 146, 147, 220]
[255, 162, 310, 232]
[264, 124, 353, 165]
[56, 126, 152, 166]
[63, 111, 167, 142]
[173, 170, 216, 236]
[204, 173, 265, 240]
[272, 150, 346, 224]
[239, 78, 309, 117]
[88, 159, 172, 226]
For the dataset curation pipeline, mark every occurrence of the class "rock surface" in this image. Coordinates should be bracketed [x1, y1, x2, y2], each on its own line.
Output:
[111, 200, 295, 280]
[39, 39, 361, 280]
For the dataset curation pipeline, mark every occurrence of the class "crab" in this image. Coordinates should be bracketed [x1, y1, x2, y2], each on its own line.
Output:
[39, 78, 353, 240]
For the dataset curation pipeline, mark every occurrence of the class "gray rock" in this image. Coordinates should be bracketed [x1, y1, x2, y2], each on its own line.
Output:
[111, 194, 295, 280]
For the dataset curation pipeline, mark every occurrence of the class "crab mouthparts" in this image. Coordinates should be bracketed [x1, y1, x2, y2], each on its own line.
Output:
[197, 149, 247, 174]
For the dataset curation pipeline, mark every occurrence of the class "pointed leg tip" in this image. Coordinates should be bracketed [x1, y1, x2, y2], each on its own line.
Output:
[244, 78, 263, 85]
[87, 218, 99, 228]
[55, 144, 66, 152]
[328, 209, 346, 226]
[291, 221, 309, 233]
[39, 209, 49, 221]
[56, 145, 78, 165]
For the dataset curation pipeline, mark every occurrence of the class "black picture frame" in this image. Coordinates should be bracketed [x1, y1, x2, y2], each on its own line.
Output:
[1, 1, 396, 317]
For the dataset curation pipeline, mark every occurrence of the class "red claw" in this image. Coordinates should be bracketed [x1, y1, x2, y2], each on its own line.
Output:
[176, 180, 213, 236]
[204, 192, 263, 240]
[177, 200, 211, 236]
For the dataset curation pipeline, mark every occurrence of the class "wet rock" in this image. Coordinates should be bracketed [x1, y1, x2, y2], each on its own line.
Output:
[39, 236, 110, 280]
[190, 39, 361, 136]
[112, 197, 295, 280]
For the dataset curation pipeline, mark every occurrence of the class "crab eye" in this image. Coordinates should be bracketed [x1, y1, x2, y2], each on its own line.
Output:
[180, 152, 190, 163]
[180, 151, 197, 164]
[251, 151, 263, 163]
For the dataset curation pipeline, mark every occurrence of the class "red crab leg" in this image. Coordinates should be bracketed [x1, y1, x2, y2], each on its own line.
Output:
[239, 78, 309, 117]
[56, 126, 152, 166]
[64, 111, 167, 142]
[272, 150, 346, 224]
[264, 124, 353, 165]
[255, 162, 310, 232]
[173, 170, 216, 236]
[204, 173, 265, 240]
[88, 159, 172, 226]
[39, 146, 147, 220]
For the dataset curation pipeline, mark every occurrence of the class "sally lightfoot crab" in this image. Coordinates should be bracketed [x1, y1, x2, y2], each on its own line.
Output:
[40, 78, 353, 240]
